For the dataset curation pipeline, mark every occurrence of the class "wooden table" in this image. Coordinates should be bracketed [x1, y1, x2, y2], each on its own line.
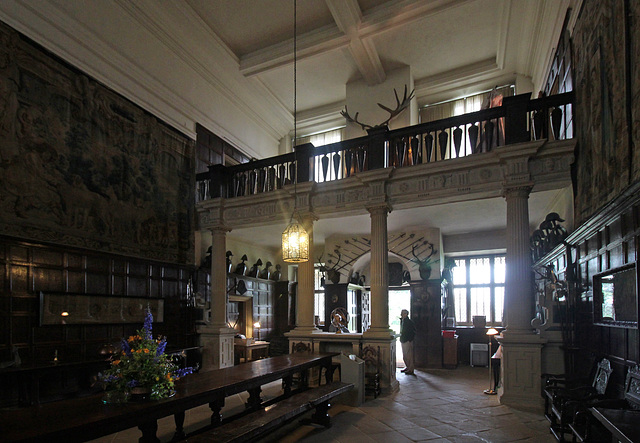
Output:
[0, 359, 110, 406]
[589, 407, 640, 443]
[0, 353, 336, 442]
[235, 341, 269, 363]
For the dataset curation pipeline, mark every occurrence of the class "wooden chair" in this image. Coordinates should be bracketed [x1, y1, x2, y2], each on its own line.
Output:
[287, 342, 313, 391]
[569, 365, 640, 442]
[361, 345, 381, 398]
[543, 358, 612, 441]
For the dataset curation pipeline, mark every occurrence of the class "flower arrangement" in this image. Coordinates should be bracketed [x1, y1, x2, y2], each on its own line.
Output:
[100, 308, 196, 402]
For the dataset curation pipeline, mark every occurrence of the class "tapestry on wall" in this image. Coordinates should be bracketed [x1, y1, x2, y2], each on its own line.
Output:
[0, 22, 194, 263]
[572, 0, 635, 224]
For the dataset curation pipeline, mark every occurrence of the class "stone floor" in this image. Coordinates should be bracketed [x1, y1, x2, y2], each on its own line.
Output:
[92, 365, 554, 443]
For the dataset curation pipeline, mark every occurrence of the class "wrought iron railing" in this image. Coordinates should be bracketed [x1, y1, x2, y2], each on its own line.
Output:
[196, 91, 573, 201]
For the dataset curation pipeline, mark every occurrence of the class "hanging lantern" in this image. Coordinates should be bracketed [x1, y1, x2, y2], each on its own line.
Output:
[281, 1, 309, 264]
[282, 217, 309, 263]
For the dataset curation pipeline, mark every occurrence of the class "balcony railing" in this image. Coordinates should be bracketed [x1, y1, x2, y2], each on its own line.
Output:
[196, 91, 573, 201]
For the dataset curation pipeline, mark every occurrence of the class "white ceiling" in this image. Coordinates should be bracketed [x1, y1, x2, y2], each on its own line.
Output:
[183, 0, 570, 116]
[0, 0, 577, 253]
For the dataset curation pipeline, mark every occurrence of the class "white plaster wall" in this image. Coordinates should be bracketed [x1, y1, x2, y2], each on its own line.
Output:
[344, 66, 416, 139]
[443, 229, 507, 256]
[323, 228, 442, 284]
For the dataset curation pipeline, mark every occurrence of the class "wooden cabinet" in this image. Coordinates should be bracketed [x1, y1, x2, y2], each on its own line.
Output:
[226, 274, 289, 341]
[443, 335, 458, 368]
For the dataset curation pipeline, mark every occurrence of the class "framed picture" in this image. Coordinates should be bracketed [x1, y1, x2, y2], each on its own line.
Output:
[593, 263, 638, 328]
[39, 292, 164, 326]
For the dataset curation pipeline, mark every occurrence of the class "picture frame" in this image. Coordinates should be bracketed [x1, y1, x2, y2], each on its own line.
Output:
[39, 292, 164, 326]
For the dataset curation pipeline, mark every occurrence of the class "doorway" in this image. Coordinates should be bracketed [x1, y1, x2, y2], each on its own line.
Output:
[389, 288, 411, 367]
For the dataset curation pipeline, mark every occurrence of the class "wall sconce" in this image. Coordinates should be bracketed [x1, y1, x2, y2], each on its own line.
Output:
[254, 321, 261, 341]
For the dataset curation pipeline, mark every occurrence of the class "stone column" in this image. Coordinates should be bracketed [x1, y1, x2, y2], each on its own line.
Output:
[498, 184, 546, 410]
[198, 227, 236, 370]
[366, 204, 391, 334]
[503, 185, 534, 331]
[363, 203, 397, 393]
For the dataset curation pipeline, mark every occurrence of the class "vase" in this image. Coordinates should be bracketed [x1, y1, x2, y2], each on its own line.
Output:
[129, 386, 152, 402]
[102, 390, 129, 404]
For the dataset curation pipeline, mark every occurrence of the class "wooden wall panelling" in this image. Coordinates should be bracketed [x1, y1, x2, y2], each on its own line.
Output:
[541, 190, 640, 395]
[0, 236, 198, 406]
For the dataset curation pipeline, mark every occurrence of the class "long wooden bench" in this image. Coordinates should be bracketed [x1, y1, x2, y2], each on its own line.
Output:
[185, 381, 354, 443]
[570, 365, 640, 442]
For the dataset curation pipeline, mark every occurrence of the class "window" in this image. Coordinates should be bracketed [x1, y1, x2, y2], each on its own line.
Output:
[296, 128, 346, 183]
[452, 255, 505, 325]
[314, 266, 325, 326]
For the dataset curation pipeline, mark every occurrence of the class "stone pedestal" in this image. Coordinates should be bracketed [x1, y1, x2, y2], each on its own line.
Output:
[362, 332, 398, 393]
[197, 226, 236, 370]
[198, 325, 235, 370]
[497, 332, 546, 411]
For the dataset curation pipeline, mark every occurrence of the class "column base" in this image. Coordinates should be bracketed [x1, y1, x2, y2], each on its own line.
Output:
[497, 331, 547, 412]
[197, 325, 236, 370]
[286, 326, 321, 336]
[362, 328, 395, 339]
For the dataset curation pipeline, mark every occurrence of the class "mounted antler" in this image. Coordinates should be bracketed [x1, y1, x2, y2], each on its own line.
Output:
[340, 85, 415, 131]
[377, 85, 415, 127]
[340, 107, 372, 131]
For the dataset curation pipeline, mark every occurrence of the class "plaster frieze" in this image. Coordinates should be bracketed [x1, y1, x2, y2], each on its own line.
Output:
[195, 140, 575, 231]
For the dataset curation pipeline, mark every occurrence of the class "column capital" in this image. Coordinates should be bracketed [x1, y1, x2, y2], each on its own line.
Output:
[366, 202, 392, 215]
[295, 210, 318, 225]
[210, 224, 232, 234]
[502, 182, 534, 199]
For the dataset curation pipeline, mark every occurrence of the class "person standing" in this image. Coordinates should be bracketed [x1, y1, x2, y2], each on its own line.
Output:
[400, 309, 416, 375]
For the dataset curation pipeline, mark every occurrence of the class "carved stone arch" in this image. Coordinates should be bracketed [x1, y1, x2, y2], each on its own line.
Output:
[347, 251, 413, 286]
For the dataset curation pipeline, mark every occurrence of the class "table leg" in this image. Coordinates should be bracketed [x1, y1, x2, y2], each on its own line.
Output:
[172, 411, 186, 440]
[209, 397, 225, 425]
[311, 400, 331, 427]
[246, 387, 262, 409]
[138, 420, 160, 443]
[324, 362, 335, 385]
[282, 374, 293, 396]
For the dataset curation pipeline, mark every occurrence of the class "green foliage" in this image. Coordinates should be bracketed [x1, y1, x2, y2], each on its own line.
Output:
[100, 308, 195, 401]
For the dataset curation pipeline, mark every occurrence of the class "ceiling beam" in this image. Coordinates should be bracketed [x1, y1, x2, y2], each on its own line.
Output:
[240, 0, 473, 77]
[326, 0, 385, 85]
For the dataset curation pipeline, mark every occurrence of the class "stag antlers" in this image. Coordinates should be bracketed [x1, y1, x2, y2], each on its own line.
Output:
[340, 85, 415, 131]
